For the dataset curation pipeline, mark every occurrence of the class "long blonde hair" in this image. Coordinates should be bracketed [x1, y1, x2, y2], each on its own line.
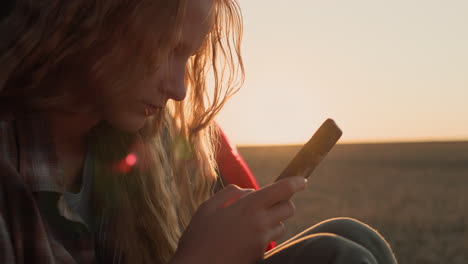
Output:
[0, 0, 244, 263]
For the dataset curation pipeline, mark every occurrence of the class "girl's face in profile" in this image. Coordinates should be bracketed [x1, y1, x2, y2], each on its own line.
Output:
[100, 0, 213, 132]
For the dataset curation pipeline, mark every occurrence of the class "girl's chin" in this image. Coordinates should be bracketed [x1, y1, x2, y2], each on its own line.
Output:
[105, 107, 164, 133]
[106, 114, 147, 134]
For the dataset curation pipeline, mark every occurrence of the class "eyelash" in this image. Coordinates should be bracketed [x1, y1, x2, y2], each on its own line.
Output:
[174, 44, 196, 58]
[174, 44, 187, 53]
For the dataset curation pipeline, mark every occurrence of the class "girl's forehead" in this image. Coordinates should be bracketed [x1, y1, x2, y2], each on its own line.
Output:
[186, 0, 214, 21]
[179, 0, 214, 51]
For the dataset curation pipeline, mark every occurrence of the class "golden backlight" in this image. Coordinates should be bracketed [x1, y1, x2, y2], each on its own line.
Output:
[215, 0, 468, 145]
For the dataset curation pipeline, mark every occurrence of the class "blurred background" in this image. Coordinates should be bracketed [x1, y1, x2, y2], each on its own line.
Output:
[215, 1, 468, 263]
[217, 0, 468, 145]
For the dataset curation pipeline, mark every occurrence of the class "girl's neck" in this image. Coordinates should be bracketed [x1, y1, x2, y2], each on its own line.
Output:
[44, 109, 100, 192]
[45, 110, 99, 148]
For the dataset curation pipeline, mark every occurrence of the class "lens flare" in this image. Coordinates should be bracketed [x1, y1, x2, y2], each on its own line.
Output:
[126, 153, 137, 166]
[112, 153, 138, 174]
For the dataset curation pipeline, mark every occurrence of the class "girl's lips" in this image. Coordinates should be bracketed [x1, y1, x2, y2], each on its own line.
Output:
[143, 103, 163, 116]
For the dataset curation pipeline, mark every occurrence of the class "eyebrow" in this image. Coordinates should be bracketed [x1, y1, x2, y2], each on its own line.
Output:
[179, 15, 212, 55]
[174, 42, 195, 56]
[177, 35, 205, 56]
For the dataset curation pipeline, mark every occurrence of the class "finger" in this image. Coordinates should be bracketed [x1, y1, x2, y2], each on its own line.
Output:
[247, 176, 306, 208]
[224, 188, 255, 208]
[239, 188, 256, 199]
[266, 200, 296, 227]
[267, 221, 286, 243]
[205, 185, 252, 210]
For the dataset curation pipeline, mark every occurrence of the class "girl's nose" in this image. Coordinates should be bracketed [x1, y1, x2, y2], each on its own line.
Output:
[163, 60, 187, 101]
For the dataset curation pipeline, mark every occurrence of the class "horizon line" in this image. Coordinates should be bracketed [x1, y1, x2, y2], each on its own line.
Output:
[236, 138, 468, 147]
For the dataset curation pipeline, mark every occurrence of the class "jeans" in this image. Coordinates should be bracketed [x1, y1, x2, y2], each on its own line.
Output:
[258, 218, 398, 264]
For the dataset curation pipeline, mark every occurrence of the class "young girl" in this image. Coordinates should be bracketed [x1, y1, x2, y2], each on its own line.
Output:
[0, 0, 397, 263]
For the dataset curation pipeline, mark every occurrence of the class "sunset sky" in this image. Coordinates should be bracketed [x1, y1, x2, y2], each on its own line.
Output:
[214, 0, 468, 145]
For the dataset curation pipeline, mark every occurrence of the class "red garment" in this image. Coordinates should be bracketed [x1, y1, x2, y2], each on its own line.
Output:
[215, 124, 276, 251]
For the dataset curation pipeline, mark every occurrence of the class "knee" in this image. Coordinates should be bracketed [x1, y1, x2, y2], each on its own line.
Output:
[311, 218, 397, 264]
[295, 234, 378, 264]
[310, 218, 379, 244]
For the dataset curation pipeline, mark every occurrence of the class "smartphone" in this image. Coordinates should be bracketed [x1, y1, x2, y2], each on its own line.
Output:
[275, 118, 343, 182]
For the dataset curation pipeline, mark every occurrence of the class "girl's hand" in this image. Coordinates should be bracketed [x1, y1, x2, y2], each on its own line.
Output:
[171, 176, 307, 264]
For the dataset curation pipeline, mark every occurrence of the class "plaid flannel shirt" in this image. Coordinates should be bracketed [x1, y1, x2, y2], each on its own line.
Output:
[0, 112, 237, 264]
[0, 112, 100, 263]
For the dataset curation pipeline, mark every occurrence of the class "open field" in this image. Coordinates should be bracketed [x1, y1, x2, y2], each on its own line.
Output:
[238, 141, 468, 264]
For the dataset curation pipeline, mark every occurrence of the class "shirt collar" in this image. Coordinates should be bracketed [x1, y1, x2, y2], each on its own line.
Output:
[15, 113, 65, 193]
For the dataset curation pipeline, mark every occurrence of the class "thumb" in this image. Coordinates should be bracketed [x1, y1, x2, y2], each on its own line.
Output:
[208, 185, 255, 209]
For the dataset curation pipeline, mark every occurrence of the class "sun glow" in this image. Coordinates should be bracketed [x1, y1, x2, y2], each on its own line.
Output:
[215, 0, 468, 145]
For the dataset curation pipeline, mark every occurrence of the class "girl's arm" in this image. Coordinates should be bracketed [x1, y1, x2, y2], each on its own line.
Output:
[0, 213, 15, 263]
[0, 161, 19, 263]
[0, 160, 55, 263]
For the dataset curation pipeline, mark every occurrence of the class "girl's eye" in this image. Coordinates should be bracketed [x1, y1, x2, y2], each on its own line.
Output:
[174, 44, 196, 57]
[174, 44, 188, 54]
[174, 46, 183, 53]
